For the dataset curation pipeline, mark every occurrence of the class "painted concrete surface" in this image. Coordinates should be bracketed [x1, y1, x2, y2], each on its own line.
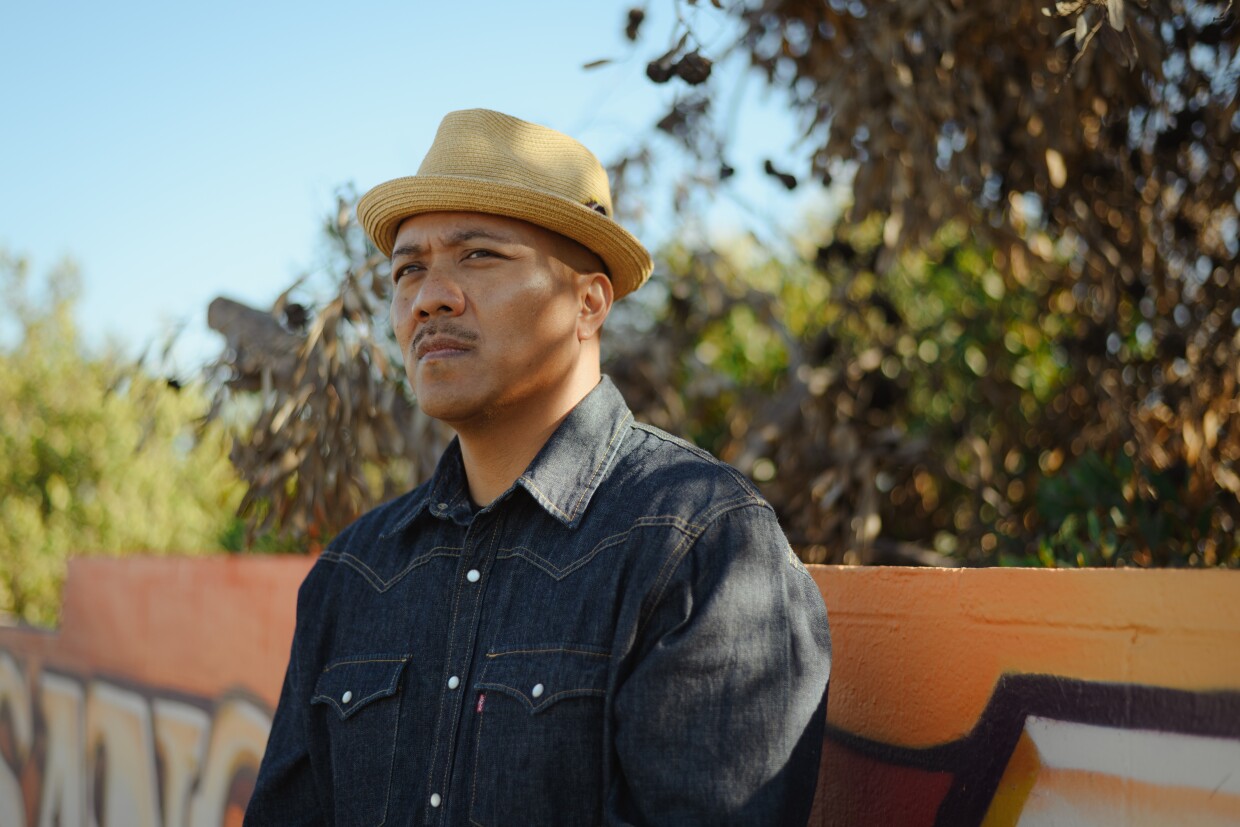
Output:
[807, 566, 1240, 826]
[0, 559, 1237, 825]
[0, 557, 312, 827]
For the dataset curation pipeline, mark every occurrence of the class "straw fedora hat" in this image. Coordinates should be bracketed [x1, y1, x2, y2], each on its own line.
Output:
[357, 109, 653, 299]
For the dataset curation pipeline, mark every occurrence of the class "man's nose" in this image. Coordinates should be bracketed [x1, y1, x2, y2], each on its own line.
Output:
[413, 268, 465, 321]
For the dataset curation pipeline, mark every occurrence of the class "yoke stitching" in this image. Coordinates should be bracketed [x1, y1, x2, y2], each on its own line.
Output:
[494, 514, 704, 580]
[635, 499, 772, 638]
[320, 547, 461, 593]
[631, 421, 766, 502]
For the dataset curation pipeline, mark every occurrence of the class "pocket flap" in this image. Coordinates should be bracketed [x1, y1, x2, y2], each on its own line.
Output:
[475, 646, 609, 714]
[312, 654, 411, 720]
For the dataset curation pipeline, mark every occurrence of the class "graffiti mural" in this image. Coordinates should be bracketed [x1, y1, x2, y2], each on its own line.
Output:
[0, 557, 311, 827]
[822, 675, 1240, 826]
[0, 656, 270, 827]
[807, 566, 1240, 826]
[2, 558, 1237, 824]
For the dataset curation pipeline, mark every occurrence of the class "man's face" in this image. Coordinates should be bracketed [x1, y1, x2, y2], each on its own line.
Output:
[389, 211, 600, 427]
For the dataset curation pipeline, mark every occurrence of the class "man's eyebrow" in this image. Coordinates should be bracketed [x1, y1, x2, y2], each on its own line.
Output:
[391, 227, 521, 260]
[446, 227, 521, 246]
[391, 242, 426, 259]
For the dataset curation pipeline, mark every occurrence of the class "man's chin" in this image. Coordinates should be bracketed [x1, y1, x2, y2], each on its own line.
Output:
[413, 388, 481, 425]
[415, 396, 461, 421]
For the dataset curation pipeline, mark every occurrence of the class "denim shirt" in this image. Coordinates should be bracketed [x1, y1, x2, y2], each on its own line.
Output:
[246, 377, 831, 827]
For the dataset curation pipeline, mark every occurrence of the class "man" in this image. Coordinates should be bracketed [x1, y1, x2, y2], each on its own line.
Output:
[246, 109, 830, 826]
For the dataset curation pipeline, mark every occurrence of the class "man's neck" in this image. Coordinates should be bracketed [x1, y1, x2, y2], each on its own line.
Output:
[454, 370, 600, 507]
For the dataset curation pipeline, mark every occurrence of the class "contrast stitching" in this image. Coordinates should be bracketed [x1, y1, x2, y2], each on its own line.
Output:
[473, 681, 606, 713]
[376, 676, 406, 826]
[566, 411, 632, 520]
[310, 683, 396, 718]
[518, 482, 572, 523]
[518, 411, 634, 524]
[469, 699, 487, 827]
[377, 496, 431, 539]
[424, 556, 468, 802]
[320, 547, 462, 593]
[635, 500, 770, 638]
[637, 530, 697, 641]
[631, 421, 766, 502]
[427, 514, 503, 818]
[494, 515, 701, 580]
[485, 647, 611, 659]
[311, 656, 410, 718]
[321, 655, 411, 672]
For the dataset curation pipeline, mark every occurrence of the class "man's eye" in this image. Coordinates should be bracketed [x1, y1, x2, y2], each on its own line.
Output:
[393, 264, 422, 282]
[466, 249, 496, 259]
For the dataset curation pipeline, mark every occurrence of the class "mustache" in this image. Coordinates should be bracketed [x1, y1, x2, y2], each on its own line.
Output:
[411, 322, 480, 351]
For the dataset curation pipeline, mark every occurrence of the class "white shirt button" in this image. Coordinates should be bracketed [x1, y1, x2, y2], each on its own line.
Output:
[531, 683, 545, 698]
[437, 502, 448, 511]
[341, 690, 353, 704]
[466, 569, 481, 583]
[430, 793, 441, 808]
[447, 675, 460, 689]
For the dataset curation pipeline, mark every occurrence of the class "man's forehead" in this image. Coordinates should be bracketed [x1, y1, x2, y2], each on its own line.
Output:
[392, 211, 543, 250]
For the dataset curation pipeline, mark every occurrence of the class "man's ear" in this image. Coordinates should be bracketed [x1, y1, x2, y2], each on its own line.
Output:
[577, 272, 613, 342]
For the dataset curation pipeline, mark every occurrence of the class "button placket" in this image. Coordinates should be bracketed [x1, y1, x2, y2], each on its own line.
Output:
[425, 510, 504, 821]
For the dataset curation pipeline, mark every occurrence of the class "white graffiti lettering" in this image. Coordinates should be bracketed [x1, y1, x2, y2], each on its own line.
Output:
[0, 654, 271, 827]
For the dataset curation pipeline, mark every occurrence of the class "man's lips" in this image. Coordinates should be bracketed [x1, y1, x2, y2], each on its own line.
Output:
[415, 336, 474, 360]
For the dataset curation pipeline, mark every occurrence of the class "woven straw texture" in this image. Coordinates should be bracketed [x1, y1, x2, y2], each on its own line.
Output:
[358, 110, 652, 299]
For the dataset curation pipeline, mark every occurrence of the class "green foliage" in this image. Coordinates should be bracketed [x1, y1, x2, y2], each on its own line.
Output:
[0, 253, 243, 626]
[1029, 451, 1218, 568]
[618, 217, 1238, 568]
[608, 1, 1240, 567]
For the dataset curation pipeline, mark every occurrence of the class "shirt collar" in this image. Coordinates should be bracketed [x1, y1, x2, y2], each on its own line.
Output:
[515, 376, 632, 528]
[390, 376, 632, 533]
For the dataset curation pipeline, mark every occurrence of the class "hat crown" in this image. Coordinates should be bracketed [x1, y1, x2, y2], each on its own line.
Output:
[357, 108, 652, 299]
[417, 109, 614, 218]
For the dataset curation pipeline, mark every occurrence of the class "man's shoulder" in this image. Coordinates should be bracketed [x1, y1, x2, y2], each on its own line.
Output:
[328, 480, 433, 552]
[609, 418, 770, 519]
[298, 482, 433, 598]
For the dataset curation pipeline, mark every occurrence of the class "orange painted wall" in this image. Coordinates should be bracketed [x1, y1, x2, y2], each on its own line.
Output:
[812, 566, 1240, 746]
[47, 556, 310, 705]
[1, 559, 1237, 826]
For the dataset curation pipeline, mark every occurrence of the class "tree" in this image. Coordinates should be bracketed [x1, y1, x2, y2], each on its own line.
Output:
[208, 0, 1238, 567]
[204, 194, 448, 548]
[0, 252, 243, 625]
[604, 0, 1239, 566]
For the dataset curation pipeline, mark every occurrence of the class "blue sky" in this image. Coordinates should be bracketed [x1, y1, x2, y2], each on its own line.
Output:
[1, 1, 818, 370]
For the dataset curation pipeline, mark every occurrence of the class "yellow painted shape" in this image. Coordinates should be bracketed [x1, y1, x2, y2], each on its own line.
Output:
[981, 731, 1041, 827]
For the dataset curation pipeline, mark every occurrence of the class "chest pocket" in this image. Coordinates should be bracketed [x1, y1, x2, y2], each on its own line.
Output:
[468, 646, 609, 827]
[311, 654, 410, 827]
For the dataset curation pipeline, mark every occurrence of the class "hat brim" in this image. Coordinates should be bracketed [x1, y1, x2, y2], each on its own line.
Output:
[357, 175, 653, 300]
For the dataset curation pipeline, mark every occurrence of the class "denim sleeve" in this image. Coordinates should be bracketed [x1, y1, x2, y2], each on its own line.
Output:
[244, 581, 328, 826]
[610, 503, 831, 826]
